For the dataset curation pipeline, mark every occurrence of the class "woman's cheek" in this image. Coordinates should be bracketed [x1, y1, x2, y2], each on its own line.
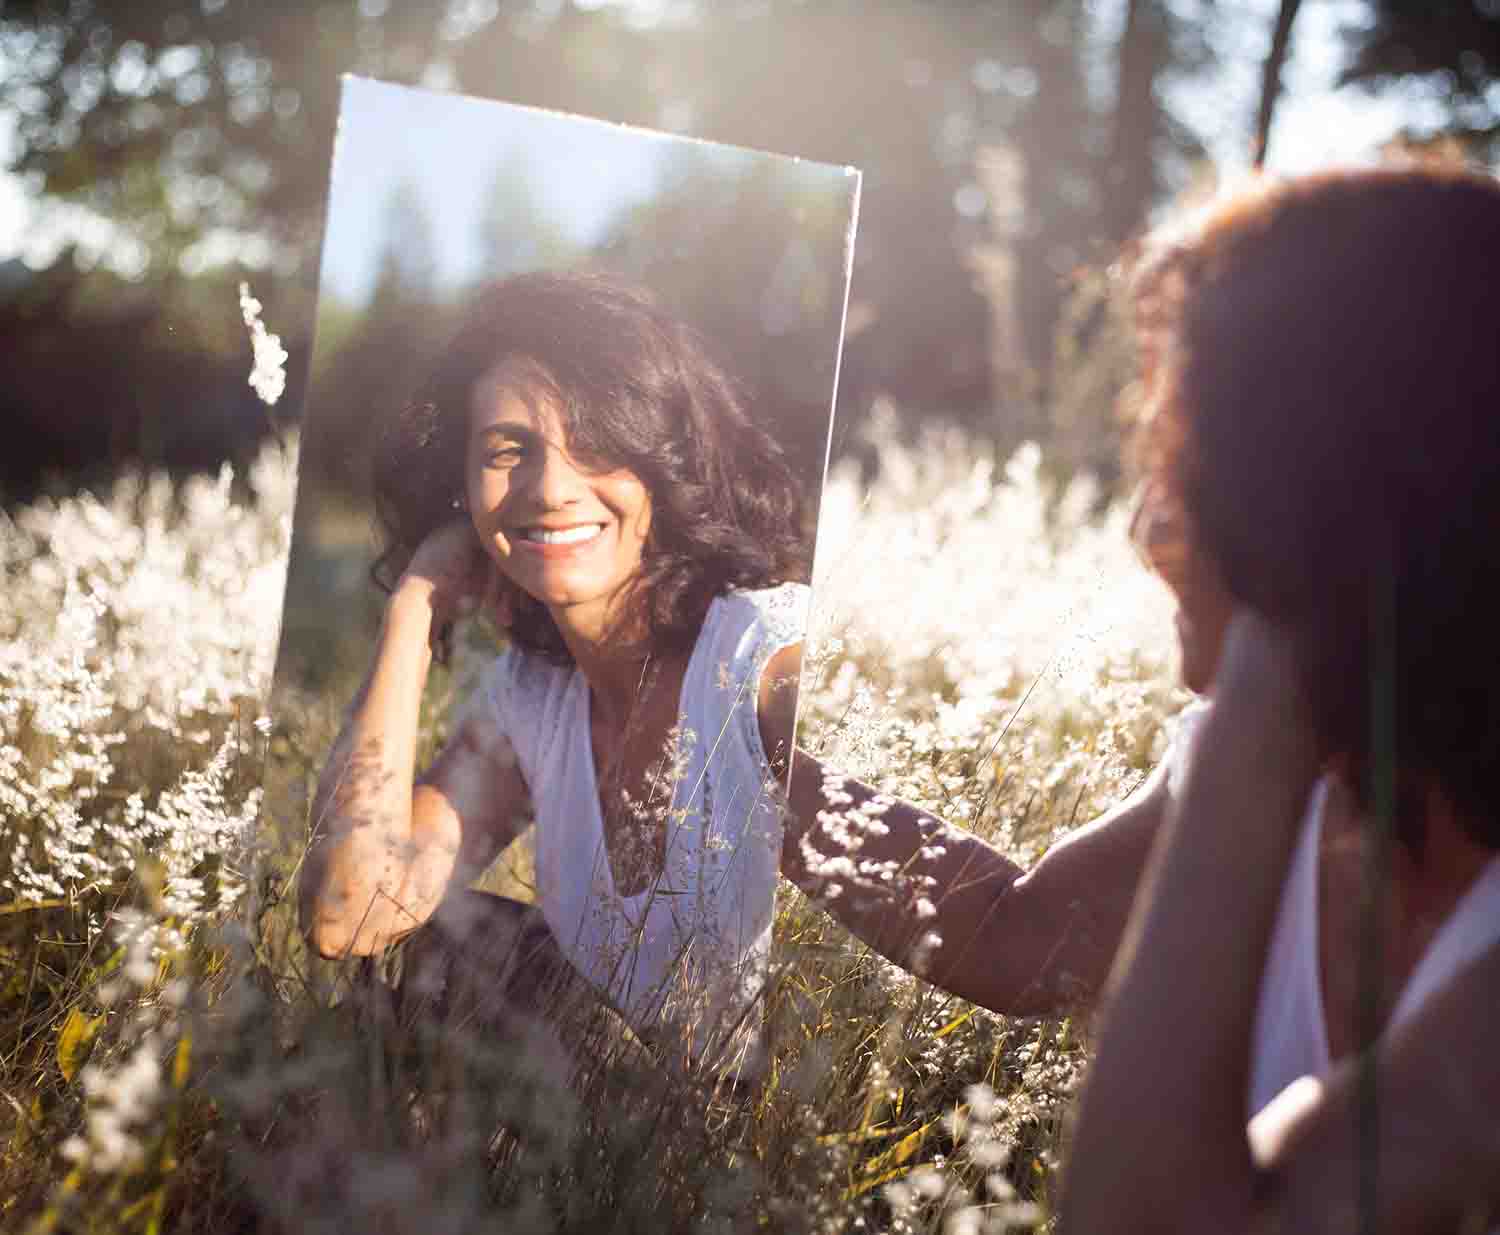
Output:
[467, 504, 512, 562]
[467, 473, 513, 558]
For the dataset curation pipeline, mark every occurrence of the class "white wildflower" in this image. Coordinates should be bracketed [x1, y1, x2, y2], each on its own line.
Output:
[69, 1033, 165, 1173]
[945, 1206, 982, 1235]
[964, 1081, 998, 1123]
[0, 438, 290, 910]
[910, 1165, 946, 1199]
[238, 281, 289, 406]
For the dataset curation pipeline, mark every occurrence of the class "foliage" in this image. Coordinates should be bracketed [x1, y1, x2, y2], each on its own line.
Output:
[0, 437, 292, 1230]
[1338, 0, 1500, 160]
[1341, 0, 1500, 97]
[0, 400, 1187, 1230]
[1, 0, 1221, 489]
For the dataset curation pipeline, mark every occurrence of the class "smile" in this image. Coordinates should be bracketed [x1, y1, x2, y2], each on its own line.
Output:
[518, 523, 605, 546]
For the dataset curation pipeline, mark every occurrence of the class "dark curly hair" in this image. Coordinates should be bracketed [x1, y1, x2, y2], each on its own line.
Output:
[1129, 164, 1500, 850]
[371, 269, 809, 664]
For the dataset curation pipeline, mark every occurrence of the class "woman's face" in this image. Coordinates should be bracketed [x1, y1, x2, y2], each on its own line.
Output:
[465, 367, 652, 635]
[1134, 483, 1235, 695]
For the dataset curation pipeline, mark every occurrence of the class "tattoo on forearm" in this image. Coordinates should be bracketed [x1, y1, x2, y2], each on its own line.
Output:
[311, 735, 398, 842]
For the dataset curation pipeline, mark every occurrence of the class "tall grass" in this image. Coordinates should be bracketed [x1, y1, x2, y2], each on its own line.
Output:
[0, 404, 1185, 1232]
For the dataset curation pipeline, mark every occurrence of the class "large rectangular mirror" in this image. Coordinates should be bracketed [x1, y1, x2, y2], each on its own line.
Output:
[259, 76, 858, 1086]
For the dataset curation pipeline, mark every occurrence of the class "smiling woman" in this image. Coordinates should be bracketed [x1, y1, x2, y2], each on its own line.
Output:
[469, 372, 656, 619]
[300, 270, 817, 1076]
[369, 272, 809, 667]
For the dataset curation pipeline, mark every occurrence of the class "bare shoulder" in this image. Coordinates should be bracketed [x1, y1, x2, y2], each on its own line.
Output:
[757, 642, 803, 771]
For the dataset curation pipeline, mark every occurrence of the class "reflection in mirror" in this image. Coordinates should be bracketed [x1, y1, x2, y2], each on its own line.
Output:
[259, 77, 859, 1110]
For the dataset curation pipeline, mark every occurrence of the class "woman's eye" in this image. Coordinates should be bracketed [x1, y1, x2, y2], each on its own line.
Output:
[485, 444, 525, 466]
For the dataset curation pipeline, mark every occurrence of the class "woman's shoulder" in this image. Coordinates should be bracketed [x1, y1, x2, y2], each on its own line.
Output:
[707, 581, 810, 650]
[685, 582, 807, 718]
[682, 584, 808, 794]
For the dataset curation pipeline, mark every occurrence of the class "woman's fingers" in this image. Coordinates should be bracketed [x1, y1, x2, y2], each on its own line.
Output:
[1188, 610, 1322, 833]
[1212, 611, 1311, 724]
[406, 521, 489, 625]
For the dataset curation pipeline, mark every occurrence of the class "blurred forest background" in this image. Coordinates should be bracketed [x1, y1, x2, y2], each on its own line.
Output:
[3, 0, 1500, 505]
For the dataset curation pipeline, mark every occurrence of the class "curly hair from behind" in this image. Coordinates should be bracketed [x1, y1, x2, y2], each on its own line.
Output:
[371, 269, 809, 665]
[1128, 164, 1500, 849]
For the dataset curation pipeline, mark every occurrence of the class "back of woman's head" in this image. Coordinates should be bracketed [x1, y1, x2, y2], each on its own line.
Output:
[1133, 164, 1500, 845]
[372, 269, 808, 662]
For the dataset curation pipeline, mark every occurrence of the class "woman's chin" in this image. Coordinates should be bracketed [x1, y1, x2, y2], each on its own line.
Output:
[504, 573, 615, 619]
[1175, 617, 1212, 695]
[1180, 661, 1212, 696]
[510, 578, 579, 610]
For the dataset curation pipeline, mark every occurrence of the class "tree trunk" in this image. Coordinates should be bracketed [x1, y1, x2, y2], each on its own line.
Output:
[1253, 0, 1306, 168]
[1106, 0, 1167, 248]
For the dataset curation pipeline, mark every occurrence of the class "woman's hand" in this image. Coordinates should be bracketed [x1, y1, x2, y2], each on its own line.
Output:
[399, 521, 510, 642]
[1210, 610, 1313, 745]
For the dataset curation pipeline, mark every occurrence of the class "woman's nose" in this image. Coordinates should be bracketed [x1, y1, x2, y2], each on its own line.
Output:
[526, 442, 587, 508]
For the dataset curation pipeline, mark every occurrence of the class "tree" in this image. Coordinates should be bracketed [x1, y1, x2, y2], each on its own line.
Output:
[596, 148, 857, 486]
[1339, 0, 1500, 154]
[0, 2, 666, 284]
[476, 153, 578, 281]
[1, 0, 1221, 485]
[1342, 0, 1500, 92]
[1105, 0, 1174, 249]
[1253, 0, 1306, 168]
[301, 181, 451, 497]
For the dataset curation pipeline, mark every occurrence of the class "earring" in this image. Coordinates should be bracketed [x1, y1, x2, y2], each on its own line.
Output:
[451, 494, 466, 512]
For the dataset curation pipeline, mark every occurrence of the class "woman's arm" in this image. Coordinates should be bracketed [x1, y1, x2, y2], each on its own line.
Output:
[760, 644, 1173, 1015]
[298, 525, 525, 959]
[1058, 613, 1322, 1233]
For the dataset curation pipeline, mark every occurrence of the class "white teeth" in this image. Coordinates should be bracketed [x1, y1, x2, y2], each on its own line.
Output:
[522, 524, 604, 545]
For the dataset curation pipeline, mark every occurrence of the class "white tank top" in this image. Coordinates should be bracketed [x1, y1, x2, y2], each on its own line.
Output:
[1165, 702, 1500, 1199]
[461, 583, 808, 1077]
[1247, 780, 1500, 1156]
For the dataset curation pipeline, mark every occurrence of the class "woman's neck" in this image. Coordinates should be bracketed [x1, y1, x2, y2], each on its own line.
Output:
[550, 596, 657, 727]
[1325, 771, 1495, 925]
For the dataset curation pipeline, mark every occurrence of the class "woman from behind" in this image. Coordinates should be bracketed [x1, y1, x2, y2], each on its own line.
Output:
[1062, 164, 1500, 1233]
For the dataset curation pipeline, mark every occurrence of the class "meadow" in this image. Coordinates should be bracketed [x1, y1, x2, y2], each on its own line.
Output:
[0, 376, 1189, 1231]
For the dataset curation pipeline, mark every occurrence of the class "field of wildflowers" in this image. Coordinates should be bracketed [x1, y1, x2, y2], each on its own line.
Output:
[0, 316, 1188, 1229]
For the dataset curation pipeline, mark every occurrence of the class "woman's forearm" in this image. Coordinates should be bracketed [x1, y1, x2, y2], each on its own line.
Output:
[783, 753, 1168, 1016]
[299, 579, 442, 957]
[768, 639, 1168, 1015]
[789, 772, 1026, 989]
